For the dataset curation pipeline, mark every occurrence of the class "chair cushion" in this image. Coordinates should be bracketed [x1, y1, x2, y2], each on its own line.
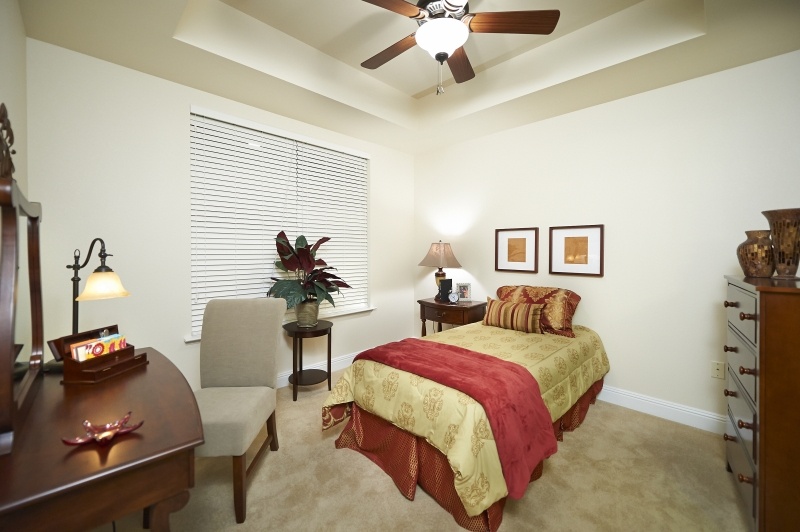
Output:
[193, 386, 276, 457]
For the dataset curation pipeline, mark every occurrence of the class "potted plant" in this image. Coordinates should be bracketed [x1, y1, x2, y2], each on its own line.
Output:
[267, 231, 350, 327]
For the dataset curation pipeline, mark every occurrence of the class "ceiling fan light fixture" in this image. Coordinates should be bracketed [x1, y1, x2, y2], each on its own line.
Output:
[415, 17, 468, 61]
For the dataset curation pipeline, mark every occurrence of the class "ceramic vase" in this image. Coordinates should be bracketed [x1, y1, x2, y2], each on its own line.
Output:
[295, 300, 320, 327]
[736, 230, 775, 278]
[762, 208, 800, 279]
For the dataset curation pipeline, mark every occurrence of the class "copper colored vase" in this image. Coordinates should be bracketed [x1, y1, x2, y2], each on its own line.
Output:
[736, 230, 775, 278]
[762, 208, 800, 279]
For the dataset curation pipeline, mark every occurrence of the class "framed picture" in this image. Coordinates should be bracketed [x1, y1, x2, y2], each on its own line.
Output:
[495, 228, 538, 273]
[456, 282, 471, 300]
[549, 224, 604, 277]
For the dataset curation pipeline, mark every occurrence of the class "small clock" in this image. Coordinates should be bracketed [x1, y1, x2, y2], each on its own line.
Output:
[448, 291, 459, 304]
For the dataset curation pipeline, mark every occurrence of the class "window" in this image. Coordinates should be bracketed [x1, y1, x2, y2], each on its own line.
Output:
[189, 109, 369, 338]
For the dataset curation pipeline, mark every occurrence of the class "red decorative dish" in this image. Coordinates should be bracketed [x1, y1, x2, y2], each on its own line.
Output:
[62, 411, 144, 446]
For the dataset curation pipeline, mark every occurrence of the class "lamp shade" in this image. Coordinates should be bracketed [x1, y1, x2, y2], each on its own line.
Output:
[415, 17, 469, 60]
[418, 241, 462, 269]
[76, 271, 130, 301]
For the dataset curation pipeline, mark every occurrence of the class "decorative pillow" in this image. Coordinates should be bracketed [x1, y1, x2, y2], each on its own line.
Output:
[495, 285, 581, 338]
[483, 298, 544, 334]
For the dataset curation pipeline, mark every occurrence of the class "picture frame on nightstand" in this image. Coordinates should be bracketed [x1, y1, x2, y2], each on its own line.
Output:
[456, 283, 471, 300]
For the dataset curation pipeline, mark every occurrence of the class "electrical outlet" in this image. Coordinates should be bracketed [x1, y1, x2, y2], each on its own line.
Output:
[711, 361, 725, 380]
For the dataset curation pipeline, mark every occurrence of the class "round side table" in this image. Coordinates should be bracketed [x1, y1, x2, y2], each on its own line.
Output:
[282, 320, 332, 401]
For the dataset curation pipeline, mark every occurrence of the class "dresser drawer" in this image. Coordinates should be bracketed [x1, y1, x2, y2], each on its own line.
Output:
[725, 414, 757, 527]
[726, 368, 757, 464]
[724, 325, 758, 404]
[725, 283, 758, 346]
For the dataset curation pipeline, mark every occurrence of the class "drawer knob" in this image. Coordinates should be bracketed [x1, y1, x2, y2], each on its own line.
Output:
[739, 312, 756, 321]
[723, 433, 737, 442]
[737, 473, 755, 485]
[723, 389, 737, 398]
[723, 345, 738, 353]
[724, 301, 739, 308]
[739, 366, 757, 376]
[737, 419, 755, 431]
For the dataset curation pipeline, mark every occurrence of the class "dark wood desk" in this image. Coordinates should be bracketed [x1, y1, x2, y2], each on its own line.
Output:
[283, 321, 332, 401]
[0, 348, 204, 532]
[418, 298, 487, 337]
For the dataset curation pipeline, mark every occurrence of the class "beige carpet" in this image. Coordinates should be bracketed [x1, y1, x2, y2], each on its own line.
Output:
[101, 372, 750, 532]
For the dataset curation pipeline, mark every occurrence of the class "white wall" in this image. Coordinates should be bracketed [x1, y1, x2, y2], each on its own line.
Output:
[414, 50, 800, 426]
[25, 39, 416, 389]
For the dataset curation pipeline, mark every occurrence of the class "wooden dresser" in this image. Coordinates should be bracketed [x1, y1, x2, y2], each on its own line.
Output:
[722, 275, 800, 531]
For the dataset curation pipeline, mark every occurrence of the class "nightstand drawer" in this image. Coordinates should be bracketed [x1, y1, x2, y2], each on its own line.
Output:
[422, 305, 468, 325]
[725, 283, 758, 346]
[725, 325, 758, 405]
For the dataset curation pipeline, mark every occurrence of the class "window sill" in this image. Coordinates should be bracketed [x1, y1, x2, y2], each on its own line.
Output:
[184, 305, 376, 344]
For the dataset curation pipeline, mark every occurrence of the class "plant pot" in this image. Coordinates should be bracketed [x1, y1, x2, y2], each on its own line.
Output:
[762, 208, 800, 279]
[295, 300, 320, 328]
[736, 230, 775, 278]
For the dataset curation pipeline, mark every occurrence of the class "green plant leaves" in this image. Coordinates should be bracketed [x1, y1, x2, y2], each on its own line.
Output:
[267, 231, 351, 309]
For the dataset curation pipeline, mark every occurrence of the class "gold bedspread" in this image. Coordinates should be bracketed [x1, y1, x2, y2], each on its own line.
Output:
[322, 323, 610, 517]
[423, 323, 610, 423]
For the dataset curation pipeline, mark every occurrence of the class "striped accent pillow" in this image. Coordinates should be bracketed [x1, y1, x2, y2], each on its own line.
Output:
[482, 298, 544, 334]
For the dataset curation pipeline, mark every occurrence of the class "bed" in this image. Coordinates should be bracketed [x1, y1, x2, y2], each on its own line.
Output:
[322, 286, 610, 531]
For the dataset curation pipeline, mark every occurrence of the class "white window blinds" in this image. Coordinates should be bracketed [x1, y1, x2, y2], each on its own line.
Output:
[189, 112, 369, 337]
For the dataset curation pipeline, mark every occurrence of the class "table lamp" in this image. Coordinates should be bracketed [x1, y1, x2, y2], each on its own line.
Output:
[67, 238, 130, 334]
[45, 237, 129, 372]
[418, 240, 461, 301]
[69, 237, 130, 334]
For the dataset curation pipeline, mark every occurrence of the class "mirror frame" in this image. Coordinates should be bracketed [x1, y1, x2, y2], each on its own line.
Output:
[1, 103, 44, 455]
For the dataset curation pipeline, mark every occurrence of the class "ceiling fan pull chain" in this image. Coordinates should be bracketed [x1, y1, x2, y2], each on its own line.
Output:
[436, 60, 445, 95]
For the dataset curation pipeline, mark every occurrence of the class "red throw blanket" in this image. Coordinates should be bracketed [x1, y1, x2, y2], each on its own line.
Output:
[355, 337, 558, 499]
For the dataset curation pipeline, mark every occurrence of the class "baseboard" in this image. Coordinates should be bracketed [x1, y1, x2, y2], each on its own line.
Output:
[279, 354, 727, 434]
[598, 385, 727, 434]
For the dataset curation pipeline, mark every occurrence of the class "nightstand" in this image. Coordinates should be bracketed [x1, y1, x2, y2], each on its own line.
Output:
[417, 298, 487, 337]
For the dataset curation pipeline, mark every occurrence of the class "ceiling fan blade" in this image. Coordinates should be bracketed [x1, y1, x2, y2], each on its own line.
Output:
[447, 47, 475, 83]
[361, 0, 423, 18]
[467, 10, 561, 35]
[361, 33, 417, 69]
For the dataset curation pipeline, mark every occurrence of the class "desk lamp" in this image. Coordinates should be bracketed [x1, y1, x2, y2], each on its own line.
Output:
[45, 238, 129, 372]
[69, 238, 130, 334]
[418, 240, 461, 301]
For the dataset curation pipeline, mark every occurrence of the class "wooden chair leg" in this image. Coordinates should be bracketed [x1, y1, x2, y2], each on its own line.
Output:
[232, 453, 246, 523]
[267, 411, 279, 451]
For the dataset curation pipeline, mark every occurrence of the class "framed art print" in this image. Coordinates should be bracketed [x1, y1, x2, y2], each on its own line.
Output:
[549, 224, 604, 276]
[495, 228, 538, 273]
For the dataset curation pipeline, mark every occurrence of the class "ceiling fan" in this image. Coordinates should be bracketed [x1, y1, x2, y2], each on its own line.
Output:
[360, 0, 560, 91]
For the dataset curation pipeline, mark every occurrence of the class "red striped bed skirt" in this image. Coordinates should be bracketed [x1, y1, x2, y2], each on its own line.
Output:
[334, 378, 604, 532]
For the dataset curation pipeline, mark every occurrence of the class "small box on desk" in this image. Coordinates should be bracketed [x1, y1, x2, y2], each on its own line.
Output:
[48, 325, 148, 385]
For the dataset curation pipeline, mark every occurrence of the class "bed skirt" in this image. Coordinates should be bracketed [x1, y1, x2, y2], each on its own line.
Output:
[334, 378, 605, 531]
